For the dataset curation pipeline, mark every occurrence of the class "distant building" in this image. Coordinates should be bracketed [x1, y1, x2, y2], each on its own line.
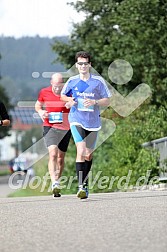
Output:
[10, 106, 42, 130]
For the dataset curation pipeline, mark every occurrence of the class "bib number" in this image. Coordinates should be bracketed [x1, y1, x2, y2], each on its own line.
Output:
[49, 112, 63, 123]
[77, 98, 94, 112]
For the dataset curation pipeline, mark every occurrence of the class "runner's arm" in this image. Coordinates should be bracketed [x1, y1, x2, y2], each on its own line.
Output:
[35, 100, 48, 121]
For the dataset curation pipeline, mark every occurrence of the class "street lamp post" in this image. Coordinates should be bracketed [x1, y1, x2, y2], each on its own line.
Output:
[32, 136, 36, 154]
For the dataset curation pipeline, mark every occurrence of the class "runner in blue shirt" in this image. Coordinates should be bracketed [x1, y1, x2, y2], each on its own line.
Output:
[61, 51, 111, 199]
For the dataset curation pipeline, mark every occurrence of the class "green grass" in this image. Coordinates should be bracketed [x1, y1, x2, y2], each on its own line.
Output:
[8, 186, 50, 197]
[8, 157, 50, 197]
[0, 170, 10, 176]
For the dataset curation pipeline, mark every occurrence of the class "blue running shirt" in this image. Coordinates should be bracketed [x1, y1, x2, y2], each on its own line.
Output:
[61, 74, 111, 131]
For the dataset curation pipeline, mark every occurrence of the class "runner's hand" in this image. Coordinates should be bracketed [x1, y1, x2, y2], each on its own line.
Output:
[65, 98, 76, 108]
[38, 110, 48, 121]
[83, 98, 95, 108]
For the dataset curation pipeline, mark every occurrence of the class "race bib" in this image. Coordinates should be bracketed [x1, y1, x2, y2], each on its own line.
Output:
[49, 112, 63, 123]
[77, 98, 94, 112]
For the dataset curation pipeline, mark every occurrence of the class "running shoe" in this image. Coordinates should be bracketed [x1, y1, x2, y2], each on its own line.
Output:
[52, 193, 61, 198]
[52, 183, 61, 197]
[77, 185, 89, 199]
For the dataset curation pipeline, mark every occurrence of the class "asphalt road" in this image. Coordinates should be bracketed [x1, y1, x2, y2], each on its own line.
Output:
[0, 190, 167, 252]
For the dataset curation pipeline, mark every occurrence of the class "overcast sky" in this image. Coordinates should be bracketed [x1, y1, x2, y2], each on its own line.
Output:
[0, 0, 85, 38]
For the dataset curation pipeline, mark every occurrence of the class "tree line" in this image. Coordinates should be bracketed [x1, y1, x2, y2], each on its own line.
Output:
[0, 36, 67, 102]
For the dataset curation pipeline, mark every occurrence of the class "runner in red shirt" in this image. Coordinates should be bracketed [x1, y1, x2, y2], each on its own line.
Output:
[35, 73, 71, 197]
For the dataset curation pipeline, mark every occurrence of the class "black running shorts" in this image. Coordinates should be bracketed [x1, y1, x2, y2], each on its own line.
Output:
[43, 126, 71, 152]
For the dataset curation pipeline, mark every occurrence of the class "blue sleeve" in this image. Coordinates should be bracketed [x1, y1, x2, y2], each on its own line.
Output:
[99, 81, 111, 98]
[61, 80, 72, 97]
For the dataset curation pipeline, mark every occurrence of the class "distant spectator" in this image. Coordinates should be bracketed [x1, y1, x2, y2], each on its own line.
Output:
[0, 101, 10, 126]
[8, 159, 14, 173]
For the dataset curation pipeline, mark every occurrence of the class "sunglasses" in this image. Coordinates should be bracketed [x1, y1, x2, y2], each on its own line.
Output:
[77, 62, 90, 66]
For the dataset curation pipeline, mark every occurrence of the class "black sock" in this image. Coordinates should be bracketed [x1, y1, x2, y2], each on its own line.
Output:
[83, 159, 92, 186]
[76, 162, 85, 186]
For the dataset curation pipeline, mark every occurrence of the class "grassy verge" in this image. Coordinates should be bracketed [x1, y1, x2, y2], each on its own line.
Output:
[8, 140, 77, 197]
[8, 186, 50, 197]
[8, 157, 50, 197]
[0, 170, 10, 176]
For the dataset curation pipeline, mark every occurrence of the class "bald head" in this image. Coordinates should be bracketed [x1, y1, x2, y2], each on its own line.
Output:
[51, 73, 63, 84]
[51, 73, 64, 95]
